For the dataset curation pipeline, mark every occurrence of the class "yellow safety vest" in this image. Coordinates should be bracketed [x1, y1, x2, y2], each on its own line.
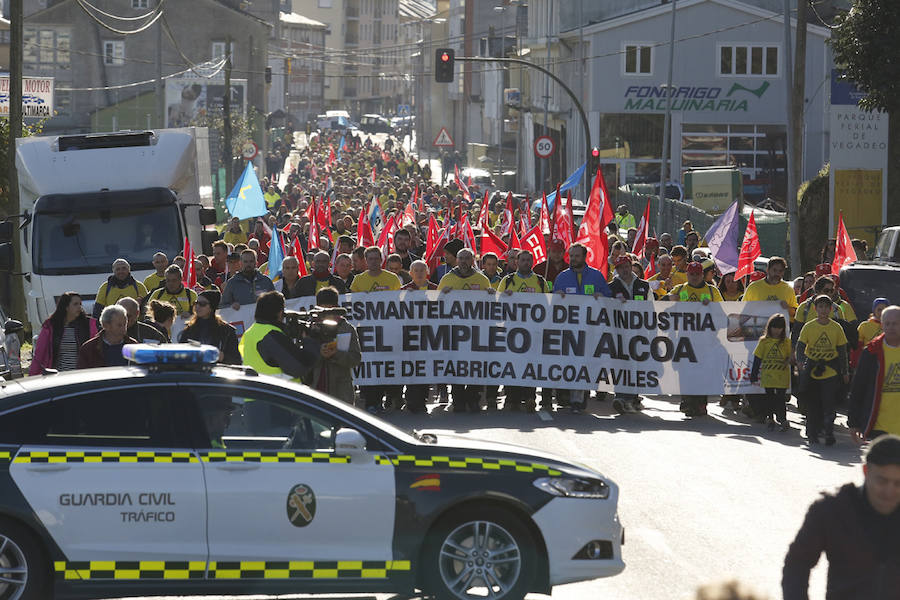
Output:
[238, 322, 284, 377]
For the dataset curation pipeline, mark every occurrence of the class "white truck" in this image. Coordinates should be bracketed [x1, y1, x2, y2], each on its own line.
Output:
[8, 128, 218, 333]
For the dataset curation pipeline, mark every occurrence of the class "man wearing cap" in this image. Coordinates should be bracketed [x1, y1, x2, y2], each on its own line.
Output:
[850, 306, 900, 441]
[742, 256, 798, 319]
[177, 290, 241, 364]
[614, 204, 636, 231]
[607, 254, 652, 414]
[668, 262, 723, 417]
[782, 434, 900, 599]
[294, 251, 347, 298]
[431, 238, 463, 284]
[533, 239, 570, 284]
[797, 294, 849, 445]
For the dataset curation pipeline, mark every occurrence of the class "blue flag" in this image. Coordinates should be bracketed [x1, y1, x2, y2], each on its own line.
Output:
[704, 200, 740, 275]
[544, 162, 587, 211]
[267, 225, 286, 280]
[336, 135, 345, 161]
[225, 162, 267, 220]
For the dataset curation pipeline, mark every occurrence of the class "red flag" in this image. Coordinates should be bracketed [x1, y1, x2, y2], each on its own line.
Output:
[399, 201, 417, 228]
[357, 203, 376, 248]
[539, 193, 551, 236]
[371, 166, 377, 183]
[454, 165, 472, 204]
[735, 211, 762, 280]
[327, 147, 336, 166]
[552, 191, 574, 247]
[181, 237, 196, 289]
[324, 197, 333, 228]
[292, 237, 309, 276]
[520, 224, 548, 265]
[377, 214, 397, 263]
[307, 202, 320, 252]
[477, 190, 490, 228]
[832, 211, 858, 274]
[575, 166, 614, 276]
[412, 185, 422, 211]
[500, 192, 514, 236]
[644, 253, 656, 279]
[459, 214, 477, 250]
[317, 199, 328, 230]
[631, 198, 652, 256]
[509, 227, 521, 250]
[518, 212, 529, 238]
[425, 217, 450, 272]
[480, 226, 508, 260]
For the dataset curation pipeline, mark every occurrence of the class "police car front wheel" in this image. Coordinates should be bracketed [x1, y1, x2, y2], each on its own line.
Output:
[426, 507, 537, 600]
[0, 517, 49, 600]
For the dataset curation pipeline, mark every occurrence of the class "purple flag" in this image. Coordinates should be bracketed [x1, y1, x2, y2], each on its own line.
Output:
[703, 200, 740, 275]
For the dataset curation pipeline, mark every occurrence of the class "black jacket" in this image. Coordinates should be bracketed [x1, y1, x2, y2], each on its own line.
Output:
[783, 483, 900, 600]
[290, 273, 347, 299]
[608, 277, 652, 301]
[127, 320, 170, 345]
[178, 317, 241, 365]
[256, 321, 321, 379]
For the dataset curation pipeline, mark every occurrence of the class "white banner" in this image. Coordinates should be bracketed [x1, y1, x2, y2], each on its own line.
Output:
[0, 76, 54, 118]
[173, 292, 785, 395]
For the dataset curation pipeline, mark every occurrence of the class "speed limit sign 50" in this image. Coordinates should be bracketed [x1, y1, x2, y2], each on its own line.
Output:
[534, 135, 555, 159]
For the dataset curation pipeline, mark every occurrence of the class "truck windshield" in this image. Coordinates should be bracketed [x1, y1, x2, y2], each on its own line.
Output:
[32, 187, 183, 276]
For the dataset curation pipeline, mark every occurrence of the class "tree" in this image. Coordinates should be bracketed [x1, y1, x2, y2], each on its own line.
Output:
[829, 0, 900, 226]
[0, 118, 44, 218]
[831, 0, 900, 113]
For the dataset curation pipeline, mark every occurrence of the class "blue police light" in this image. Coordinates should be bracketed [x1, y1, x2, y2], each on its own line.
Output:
[123, 343, 220, 365]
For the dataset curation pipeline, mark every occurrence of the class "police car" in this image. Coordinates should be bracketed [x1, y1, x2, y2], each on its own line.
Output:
[0, 345, 624, 600]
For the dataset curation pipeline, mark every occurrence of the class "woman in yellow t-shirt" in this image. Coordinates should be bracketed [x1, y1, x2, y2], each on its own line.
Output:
[749, 314, 791, 431]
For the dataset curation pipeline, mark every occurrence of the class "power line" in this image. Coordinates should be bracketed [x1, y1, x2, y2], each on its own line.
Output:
[76, 0, 163, 21]
[56, 58, 226, 91]
[75, 0, 166, 35]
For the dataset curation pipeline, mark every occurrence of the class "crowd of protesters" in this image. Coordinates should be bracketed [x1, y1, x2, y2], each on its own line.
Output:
[26, 128, 899, 448]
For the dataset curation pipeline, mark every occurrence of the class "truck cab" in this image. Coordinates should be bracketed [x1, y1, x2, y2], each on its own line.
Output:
[12, 128, 217, 333]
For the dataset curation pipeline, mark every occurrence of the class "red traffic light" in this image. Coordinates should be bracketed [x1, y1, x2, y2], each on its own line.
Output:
[441, 52, 451, 62]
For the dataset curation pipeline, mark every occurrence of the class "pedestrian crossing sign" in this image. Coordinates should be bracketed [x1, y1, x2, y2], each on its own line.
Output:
[433, 127, 454, 147]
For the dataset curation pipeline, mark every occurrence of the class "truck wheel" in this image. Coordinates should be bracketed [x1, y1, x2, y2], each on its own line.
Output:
[0, 517, 49, 600]
[424, 507, 536, 600]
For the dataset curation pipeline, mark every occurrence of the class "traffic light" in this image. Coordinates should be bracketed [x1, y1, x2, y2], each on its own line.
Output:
[435, 48, 455, 83]
[590, 146, 601, 173]
[264, 66, 272, 84]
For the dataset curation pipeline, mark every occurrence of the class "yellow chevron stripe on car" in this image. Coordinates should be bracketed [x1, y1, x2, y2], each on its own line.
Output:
[199, 451, 350, 463]
[207, 560, 411, 579]
[0, 451, 10, 463]
[53, 560, 206, 580]
[375, 454, 562, 476]
[14, 451, 198, 464]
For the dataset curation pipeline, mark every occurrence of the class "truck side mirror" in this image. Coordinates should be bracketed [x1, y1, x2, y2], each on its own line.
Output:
[201, 230, 219, 254]
[199, 208, 218, 226]
[0, 221, 13, 243]
[0, 243, 13, 271]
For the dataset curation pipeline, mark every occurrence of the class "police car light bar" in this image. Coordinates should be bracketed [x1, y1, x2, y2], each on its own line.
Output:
[123, 344, 220, 365]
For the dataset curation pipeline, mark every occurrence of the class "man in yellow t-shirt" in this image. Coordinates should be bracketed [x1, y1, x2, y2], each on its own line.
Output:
[94, 258, 149, 319]
[143, 252, 169, 292]
[147, 265, 198, 316]
[349, 246, 402, 415]
[647, 254, 687, 299]
[349, 247, 402, 293]
[858, 298, 889, 348]
[797, 294, 849, 446]
[742, 256, 798, 319]
[850, 305, 900, 441]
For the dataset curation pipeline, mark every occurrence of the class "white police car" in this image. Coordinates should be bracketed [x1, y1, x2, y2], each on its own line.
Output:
[0, 345, 624, 600]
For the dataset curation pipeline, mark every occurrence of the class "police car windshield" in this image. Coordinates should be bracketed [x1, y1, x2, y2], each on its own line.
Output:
[33, 188, 183, 275]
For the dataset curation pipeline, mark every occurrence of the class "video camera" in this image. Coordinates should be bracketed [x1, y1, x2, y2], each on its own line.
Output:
[283, 307, 348, 345]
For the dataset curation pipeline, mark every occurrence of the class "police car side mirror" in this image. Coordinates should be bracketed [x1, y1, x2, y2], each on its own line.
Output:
[335, 428, 368, 461]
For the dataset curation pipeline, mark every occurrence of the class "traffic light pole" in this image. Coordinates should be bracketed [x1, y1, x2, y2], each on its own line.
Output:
[454, 56, 592, 197]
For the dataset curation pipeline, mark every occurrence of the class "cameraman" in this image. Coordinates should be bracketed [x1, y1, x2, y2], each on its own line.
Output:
[238, 290, 320, 381]
[307, 286, 361, 405]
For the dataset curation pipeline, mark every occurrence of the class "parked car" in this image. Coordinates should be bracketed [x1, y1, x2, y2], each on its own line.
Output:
[359, 114, 394, 135]
[873, 225, 900, 263]
[839, 261, 900, 327]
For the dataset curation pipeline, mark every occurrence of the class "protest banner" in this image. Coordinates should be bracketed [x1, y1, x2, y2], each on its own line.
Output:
[173, 292, 783, 395]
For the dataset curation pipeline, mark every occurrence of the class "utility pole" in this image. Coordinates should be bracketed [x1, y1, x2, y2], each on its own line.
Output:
[223, 36, 234, 192]
[156, 17, 164, 127]
[783, 0, 800, 276]
[539, 0, 551, 193]
[4, 0, 23, 317]
[657, 0, 676, 236]
[791, 0, 807, 253]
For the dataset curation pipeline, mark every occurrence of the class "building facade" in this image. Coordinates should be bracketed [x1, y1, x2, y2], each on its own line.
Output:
[269, 11, 328, 123]
[24, 0, 270, 134]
